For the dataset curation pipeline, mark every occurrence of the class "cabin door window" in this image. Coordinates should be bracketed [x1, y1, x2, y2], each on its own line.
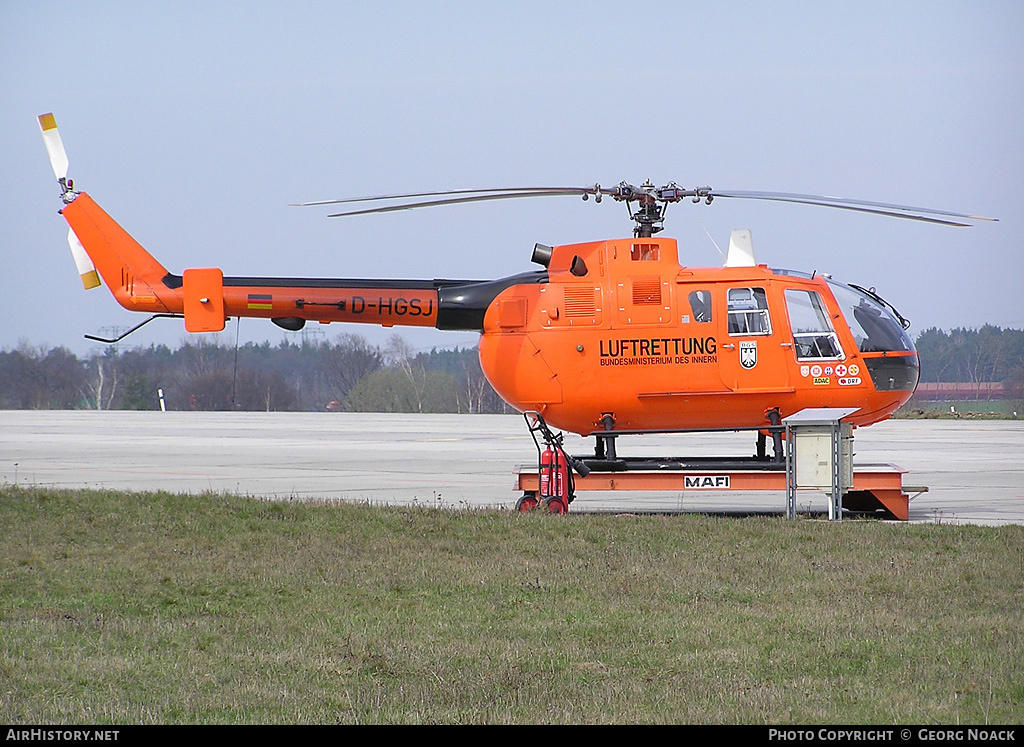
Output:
[727, 287, 772, 336]
[784, 289, 844, 360]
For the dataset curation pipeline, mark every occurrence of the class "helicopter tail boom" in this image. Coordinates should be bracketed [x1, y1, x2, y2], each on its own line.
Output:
[59, 190, 532, 336]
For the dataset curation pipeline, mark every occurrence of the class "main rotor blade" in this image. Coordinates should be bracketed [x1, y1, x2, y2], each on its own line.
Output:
[712, 190, 997, 225]
[325, 188, 598, 217]
[300, 179, 995, 226]
[297, 185, 601, 208]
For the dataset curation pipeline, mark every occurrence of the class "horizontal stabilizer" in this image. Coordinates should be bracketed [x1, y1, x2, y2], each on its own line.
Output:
[183, 268, 226, 332]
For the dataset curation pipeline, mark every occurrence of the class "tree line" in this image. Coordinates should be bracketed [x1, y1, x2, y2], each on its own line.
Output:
[914, 325, 1024, 385]
[0, 333, 509, 413]
[1, 326, 1021, 411]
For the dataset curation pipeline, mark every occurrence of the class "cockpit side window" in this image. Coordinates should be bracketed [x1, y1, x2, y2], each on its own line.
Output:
[784, 289, 844, 360]
[727, 287, 772, 336]
[688, 290, 713, 323]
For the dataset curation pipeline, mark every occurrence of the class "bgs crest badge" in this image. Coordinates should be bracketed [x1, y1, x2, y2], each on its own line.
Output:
[740, 341, 757, 369]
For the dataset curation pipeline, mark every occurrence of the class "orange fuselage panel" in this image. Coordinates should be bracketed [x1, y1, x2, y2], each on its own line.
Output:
[478, 238, 916, 435]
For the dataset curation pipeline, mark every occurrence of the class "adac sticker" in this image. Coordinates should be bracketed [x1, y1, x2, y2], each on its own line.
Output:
[813, 376, 831, 385]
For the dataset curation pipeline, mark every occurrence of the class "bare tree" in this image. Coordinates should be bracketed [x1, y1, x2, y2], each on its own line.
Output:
[83, 351, 118, 410]
[318, 333, 383, 409]
[385, 334, 430, 413]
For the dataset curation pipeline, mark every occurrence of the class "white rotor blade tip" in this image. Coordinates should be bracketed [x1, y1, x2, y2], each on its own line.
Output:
[67, 227, 101, 290]
[38, 113, 69, 181]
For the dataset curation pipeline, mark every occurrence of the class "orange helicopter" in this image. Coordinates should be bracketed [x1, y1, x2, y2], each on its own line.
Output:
[39, 113, 994, 513]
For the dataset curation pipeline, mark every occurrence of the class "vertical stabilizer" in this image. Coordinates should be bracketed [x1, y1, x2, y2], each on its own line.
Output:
[59, 193, 178, 314]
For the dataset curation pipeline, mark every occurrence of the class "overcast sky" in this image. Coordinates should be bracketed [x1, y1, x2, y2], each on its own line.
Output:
[2, 2, 1021, 357]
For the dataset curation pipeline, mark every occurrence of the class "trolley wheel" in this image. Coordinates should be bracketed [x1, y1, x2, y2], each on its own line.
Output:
[543, 496, 568, 514]
[516, 493, 539, 512]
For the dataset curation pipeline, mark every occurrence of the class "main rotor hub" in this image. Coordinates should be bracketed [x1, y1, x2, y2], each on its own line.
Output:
[605, 181, 714, 237]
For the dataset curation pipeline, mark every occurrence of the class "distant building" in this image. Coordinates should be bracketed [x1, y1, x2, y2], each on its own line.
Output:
[913, 382, 1009, 401]
[907, 381, 1021, 415]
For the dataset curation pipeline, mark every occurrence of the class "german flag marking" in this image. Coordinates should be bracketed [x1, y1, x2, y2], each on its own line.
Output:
[247, 293, 273, 310]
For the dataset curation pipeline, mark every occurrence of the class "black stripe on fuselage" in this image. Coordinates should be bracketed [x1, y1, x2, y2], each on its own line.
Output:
[162, 273, 478, 290]
[162, 271, 548, 331]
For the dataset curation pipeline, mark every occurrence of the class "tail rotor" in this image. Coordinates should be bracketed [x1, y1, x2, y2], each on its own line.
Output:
[38, 113, 100, 290]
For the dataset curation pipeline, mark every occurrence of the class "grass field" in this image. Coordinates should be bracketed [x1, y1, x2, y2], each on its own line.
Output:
[1, 486, 1021, 724]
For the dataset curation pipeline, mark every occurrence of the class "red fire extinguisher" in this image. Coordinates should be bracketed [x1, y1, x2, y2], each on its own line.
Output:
[522, 411, 590, 514]
[539, 443, 569, 501]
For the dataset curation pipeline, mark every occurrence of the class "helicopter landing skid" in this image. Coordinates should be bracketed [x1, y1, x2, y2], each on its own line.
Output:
[578, 455, 786, 474]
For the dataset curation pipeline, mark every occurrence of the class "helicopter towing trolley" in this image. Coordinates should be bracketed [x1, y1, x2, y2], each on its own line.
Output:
[515, 409, 924, 520]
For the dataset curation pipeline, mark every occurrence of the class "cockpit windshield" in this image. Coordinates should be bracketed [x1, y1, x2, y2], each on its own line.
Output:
[772, 269, 919, 392]
[771, 269, 915, 353]
[825, 280, 915, 354]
